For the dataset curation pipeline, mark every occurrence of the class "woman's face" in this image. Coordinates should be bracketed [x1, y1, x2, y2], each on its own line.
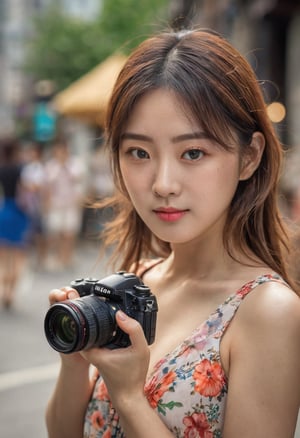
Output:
[119, 88, 247, 246]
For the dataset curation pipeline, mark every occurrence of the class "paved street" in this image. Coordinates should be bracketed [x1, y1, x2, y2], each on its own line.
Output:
[0, 240, 109, 438]
[0, 240, 299, 437]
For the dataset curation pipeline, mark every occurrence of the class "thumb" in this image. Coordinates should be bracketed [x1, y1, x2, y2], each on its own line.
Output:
[116, 311, 147, 349]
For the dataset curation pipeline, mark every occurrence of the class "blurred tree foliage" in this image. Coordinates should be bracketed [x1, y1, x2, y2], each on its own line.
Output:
[25, 0, 169, 91]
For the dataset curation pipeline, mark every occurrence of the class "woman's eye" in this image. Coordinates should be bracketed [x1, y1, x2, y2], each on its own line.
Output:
[182, 149, 204, 160]
[130, 148, 149, 159]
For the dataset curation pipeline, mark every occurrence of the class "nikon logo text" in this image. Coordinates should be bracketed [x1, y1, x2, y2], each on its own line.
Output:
[95, 285, 112, 295]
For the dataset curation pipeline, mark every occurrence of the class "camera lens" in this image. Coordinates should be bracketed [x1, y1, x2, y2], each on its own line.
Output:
[54, 312, 77, 344]
[44, 296, 119, 353]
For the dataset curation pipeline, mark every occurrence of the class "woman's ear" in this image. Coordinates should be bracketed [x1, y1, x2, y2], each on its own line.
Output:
[239, 131, 265, 181]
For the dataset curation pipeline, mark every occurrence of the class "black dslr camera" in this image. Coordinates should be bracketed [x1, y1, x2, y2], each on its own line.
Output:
[44, 271, 158, 353]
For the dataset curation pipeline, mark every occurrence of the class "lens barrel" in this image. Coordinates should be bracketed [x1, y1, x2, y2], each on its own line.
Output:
[44, 296, 119, 353]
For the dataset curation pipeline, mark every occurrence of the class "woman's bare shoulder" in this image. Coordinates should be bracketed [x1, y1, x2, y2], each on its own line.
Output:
[239, 279, 300, 327]
[229, 279, 300, 362]
[223, 280, 300, 436]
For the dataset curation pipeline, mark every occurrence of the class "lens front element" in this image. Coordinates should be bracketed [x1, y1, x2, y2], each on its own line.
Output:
[44, 296, 118, 353]
[54, 312, 77, 344]
[44, 301, 87, 353]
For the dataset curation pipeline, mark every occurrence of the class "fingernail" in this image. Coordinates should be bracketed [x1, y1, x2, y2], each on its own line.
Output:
[117, 310, 127, 320]
[68, 291, 77, 299]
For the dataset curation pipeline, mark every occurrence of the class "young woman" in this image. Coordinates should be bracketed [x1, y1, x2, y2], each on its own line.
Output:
[46, 29, 300, 438]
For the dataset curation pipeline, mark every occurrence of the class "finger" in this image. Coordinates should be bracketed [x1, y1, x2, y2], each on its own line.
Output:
[61, 286, 79, 300]
[48, 287, 79, 305]
[116, 311, 148, 350]
[48, 288, 67, 305]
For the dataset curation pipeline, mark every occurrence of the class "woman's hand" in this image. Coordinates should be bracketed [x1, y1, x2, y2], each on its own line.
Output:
[80, 310, 150, 410]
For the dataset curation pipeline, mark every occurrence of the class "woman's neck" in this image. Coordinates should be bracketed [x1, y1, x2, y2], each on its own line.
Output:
[165, 239, 264, 282]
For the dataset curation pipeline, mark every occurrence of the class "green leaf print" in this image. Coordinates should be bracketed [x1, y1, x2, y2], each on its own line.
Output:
[158, 400, 183, 416]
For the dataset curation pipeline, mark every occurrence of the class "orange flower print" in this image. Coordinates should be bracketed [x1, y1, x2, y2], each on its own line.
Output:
[145, 370, 176, 408]
[236, 282, 252, 298]
[193, 359, 225, 397]
[153, 357, 168, 373]
[103, 429, 111, 438]
[90, 411, 105, 430]
[183, 412, 213, 438]
[96, 379, 109, 400]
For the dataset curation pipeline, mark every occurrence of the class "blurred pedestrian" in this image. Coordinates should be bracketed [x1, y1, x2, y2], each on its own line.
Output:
[82, 142, 114, 239]
[88, 142, 114, 201]
[0, 137, 30, 308]
[44, 139, 86, 270]
[20, 142, 47, 268]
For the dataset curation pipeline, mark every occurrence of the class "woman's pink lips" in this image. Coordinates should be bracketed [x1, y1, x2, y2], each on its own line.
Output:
[153, 208, 188, 222]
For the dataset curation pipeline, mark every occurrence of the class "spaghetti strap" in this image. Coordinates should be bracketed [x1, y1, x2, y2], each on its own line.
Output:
[136, 258, 164, 279]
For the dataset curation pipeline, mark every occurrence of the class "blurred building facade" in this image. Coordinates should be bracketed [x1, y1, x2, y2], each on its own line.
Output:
[0, 0, 299, 167]
[170, 0, 300, 145]
[0, 0, 32, 135]
[0, 0, 101, 137]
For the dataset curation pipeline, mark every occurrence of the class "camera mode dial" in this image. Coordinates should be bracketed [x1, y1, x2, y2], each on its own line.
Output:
[133, 285, 151, 297]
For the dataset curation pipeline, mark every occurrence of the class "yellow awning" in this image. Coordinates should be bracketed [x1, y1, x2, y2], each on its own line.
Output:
[52, 53, 127, 125]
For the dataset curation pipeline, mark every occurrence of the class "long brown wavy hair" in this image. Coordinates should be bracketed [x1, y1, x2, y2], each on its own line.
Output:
[97, 29, 297, 291]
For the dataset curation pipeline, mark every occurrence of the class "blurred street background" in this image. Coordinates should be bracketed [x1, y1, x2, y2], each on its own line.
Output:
[0, 240, 110, 437]
[1, 0, 300, 436]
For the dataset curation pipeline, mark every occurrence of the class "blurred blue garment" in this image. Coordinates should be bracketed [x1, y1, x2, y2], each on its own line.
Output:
[0, 160, 30, 247]
[0, 197, 29, 246]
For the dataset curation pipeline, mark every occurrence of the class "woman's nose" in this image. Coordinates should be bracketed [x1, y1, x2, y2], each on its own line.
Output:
[152, 162, 181, 198]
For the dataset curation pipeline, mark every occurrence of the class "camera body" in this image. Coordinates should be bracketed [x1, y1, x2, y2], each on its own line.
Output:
[44, 271, 158, 353]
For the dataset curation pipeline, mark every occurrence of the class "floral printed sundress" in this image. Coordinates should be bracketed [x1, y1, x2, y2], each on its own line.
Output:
[83, 270, 287, 438]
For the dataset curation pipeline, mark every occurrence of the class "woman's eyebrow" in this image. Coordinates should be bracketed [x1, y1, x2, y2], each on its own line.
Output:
[121, 132, 152, 142]
[121, 132, 209, 143]
[171, 132, 209, 143]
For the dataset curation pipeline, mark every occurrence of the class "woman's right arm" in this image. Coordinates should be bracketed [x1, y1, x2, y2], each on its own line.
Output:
[45, 287, 94, 438]
[45, 355, 94, 438]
